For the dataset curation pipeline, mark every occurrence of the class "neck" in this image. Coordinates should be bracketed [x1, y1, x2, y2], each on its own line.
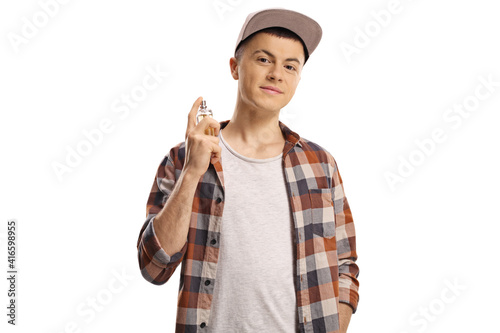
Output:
[223, 96, 284, 146]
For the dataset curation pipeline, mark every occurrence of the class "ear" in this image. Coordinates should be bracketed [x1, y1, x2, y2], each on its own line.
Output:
[229, 57, 239, 80]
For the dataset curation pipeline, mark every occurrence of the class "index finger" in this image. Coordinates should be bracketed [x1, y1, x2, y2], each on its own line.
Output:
[186, 96, 204, 140]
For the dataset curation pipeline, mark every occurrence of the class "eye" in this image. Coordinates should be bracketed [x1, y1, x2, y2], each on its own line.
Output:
[285, 65, 296, 71]
[258, 57, 270, 63]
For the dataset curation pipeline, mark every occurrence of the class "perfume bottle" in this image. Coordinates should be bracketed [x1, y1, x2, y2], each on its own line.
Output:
[196, 100, 215, 136]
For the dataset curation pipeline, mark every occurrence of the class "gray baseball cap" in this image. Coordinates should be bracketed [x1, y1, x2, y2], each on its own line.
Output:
[234, 8, 323, 64]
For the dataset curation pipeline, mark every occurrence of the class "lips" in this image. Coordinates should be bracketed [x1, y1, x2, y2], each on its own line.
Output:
[260, 86, 283, 94]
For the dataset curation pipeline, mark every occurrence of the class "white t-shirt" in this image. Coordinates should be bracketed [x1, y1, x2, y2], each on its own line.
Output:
[207, 129, 298, 332]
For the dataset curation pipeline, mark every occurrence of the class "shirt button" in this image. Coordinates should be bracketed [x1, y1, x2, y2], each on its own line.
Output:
[216, 197, 222, 203]
[200, 322, 206, 328]
[205, 280, 211, 286]
[211, 239, 216, 245]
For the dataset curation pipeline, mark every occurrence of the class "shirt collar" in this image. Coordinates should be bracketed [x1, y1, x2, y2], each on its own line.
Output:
[218, 119, 302, 150]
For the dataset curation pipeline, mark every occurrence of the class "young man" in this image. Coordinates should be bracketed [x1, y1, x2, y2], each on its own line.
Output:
[137, 8, 360, 333]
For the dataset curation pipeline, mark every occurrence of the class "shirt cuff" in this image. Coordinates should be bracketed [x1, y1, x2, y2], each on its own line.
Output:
[339, 286, 359, 314]
[142, 215, 186, 267]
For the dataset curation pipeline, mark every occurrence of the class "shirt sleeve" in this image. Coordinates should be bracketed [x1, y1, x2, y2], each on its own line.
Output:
[330, 156, 360, 313]
[136, 147, 188, 285]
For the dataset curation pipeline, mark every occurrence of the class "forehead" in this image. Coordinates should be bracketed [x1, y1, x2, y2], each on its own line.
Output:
[244, 32, 305, 63]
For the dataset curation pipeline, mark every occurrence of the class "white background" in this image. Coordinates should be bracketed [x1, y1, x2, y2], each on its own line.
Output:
[1, 0, 499, 332]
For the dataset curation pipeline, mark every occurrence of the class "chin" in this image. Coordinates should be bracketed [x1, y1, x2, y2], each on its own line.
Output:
[241, 92, 286, 111]
[264, 103, 286, 113]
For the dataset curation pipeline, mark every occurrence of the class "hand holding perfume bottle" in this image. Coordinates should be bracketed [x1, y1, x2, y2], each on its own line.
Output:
[184, 97, 221, 177]
[196, 100, 215, 136]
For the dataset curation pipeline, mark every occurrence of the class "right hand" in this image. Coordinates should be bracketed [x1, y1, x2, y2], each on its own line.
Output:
[183, 96, 221, 179]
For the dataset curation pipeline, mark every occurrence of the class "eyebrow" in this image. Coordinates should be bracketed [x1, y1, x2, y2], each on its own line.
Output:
[252, 49, 302, 66]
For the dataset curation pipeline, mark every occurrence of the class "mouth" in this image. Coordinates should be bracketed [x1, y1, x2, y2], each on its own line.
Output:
[260, 86, 283, 95]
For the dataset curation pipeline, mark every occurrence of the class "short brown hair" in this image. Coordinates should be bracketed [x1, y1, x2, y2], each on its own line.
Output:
[234, 27, 308, 63]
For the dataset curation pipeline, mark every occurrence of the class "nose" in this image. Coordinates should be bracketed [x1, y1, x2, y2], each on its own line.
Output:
[266, 65, 283, 82]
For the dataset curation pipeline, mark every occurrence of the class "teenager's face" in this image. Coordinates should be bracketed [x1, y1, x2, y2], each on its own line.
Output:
[230, 32, 305, 113]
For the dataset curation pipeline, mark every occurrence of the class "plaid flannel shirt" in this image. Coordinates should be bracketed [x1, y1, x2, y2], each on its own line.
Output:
[137, 119, 360, 333]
